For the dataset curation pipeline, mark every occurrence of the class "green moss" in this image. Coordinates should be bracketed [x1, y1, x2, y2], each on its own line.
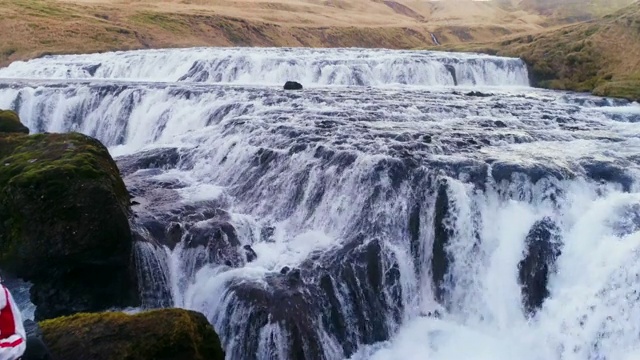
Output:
[40, 309, 224, 360]
[593, 79, 640, 100]
[0, 110, 29, 134]
[0, 119, 134, 319]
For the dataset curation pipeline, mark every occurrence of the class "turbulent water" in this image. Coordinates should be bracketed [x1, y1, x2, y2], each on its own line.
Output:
[2, 47, 640, 360]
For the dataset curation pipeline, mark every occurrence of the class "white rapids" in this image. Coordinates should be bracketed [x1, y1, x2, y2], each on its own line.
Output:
[0, 47, 529, 87]
[2, 47, 640, 360]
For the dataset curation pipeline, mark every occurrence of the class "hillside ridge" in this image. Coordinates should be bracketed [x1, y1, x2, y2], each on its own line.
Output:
[1, 0, 638, 100]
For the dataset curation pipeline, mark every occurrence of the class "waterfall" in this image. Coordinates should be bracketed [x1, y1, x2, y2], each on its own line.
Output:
[1, 47, 640, 360]
[0, 47, 529, 87]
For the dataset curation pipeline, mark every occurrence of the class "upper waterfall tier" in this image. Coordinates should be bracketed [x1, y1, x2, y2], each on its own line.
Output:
[0, 47, 530, 87]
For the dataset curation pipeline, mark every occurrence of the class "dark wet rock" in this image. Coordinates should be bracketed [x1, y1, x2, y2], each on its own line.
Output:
[419, 310, 442, 318]
[518, 217, 562, 316]
[582, 161, 633, 192]
[83, 64, 101, 76]
[0, 109, 29, 134]
[216, 237, 402, 359]
[408, 201, 421, 274]
[220, 274, 326, 360]
[116, 147, 181, 176]
[465, 91, 493, 97]
[494, 120, 508, 128]
[41, 309, 224, 360]
[444, 65, 457, 85]
[0, 131, 138, 321]
[244, 244, 257, 262]
[166, 222, 184, 248]
[432, 180, 453, 305]
[286, 268, 302, 285]
[24, 319, 43, 339]
[491, 161, 572, 184]
[310, 237, 403, 357]
[183, 220, 243, 267]
[261, 225, 276, 243]
[284, 81, 303, 90]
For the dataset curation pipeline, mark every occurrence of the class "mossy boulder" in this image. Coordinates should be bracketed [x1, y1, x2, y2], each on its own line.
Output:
[0, 110, 29, 134]
[40, 309, 225, 360]
[0, 130, 138, 320]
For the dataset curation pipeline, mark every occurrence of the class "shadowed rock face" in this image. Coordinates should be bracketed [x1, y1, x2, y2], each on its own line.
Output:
[0, 130, 138, 320]
[518, 217, 563, 315]
[212, 237, 402, 360]
[432, 180, 453, 304]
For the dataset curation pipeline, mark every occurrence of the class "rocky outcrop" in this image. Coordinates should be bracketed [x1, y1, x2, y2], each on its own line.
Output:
[0, 113, 138, 320]
[215, 237, 402, 360]
[40, 309, 224, 360]
[518, 217, 563, 315]
[0, 110, 29, 134]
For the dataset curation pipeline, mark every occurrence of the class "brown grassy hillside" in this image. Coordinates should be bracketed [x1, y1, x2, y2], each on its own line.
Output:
[1, 0, 638, 100]
[495, 1, 639, 100]
[0, 0, 547, 67]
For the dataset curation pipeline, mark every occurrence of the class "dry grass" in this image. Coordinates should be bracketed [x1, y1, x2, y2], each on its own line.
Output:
[1, 0, 638, 100]
[434, 2, 640, 100]
[0, 0, 550, 67]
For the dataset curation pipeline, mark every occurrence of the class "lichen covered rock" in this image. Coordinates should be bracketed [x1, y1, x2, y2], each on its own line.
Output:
[40, 309, 225, 360]
[0, 110, 29, 134]
[0, 129, 138, 320]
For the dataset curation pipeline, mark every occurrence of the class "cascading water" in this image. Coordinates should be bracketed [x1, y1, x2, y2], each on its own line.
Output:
[0, 47, 529, 87]
[1, 47, 640, 360]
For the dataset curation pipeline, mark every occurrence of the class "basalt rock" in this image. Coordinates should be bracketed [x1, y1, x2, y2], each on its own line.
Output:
[0, 129, 138, 320]
[518, 217, 563, 316]
[284, 81, 303, 90]
[432, 180, 453, 304]
[212, 236, 402, 360]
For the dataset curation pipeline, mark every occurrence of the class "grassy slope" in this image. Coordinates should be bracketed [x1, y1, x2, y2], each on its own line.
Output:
[0, 0, 546, 67]
[1, 0, 638, 100]
[438, 2, 640, 100]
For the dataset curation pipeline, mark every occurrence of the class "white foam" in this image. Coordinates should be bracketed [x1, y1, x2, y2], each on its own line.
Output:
[176, 183, 226, 202]
[251, 229, 339, 270]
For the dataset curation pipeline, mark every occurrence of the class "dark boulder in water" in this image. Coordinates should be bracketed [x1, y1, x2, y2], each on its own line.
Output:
[518, 217, 562, 316]
[0, 128, 138, 320]
[216, 237, 402, 360]
[432, 180, 453, 305]
[40, 309, 224, 360]
[582, 160, 633, 192]
[116, 147, 181, 176]
[465, 91, 492, 97]
[243, 244, 258, 262]
[82, 64, 101, 76]
[284, 81, 303, 90]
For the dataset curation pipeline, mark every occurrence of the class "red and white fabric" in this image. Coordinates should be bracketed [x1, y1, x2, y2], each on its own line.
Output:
[0, 286, 26, 360]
